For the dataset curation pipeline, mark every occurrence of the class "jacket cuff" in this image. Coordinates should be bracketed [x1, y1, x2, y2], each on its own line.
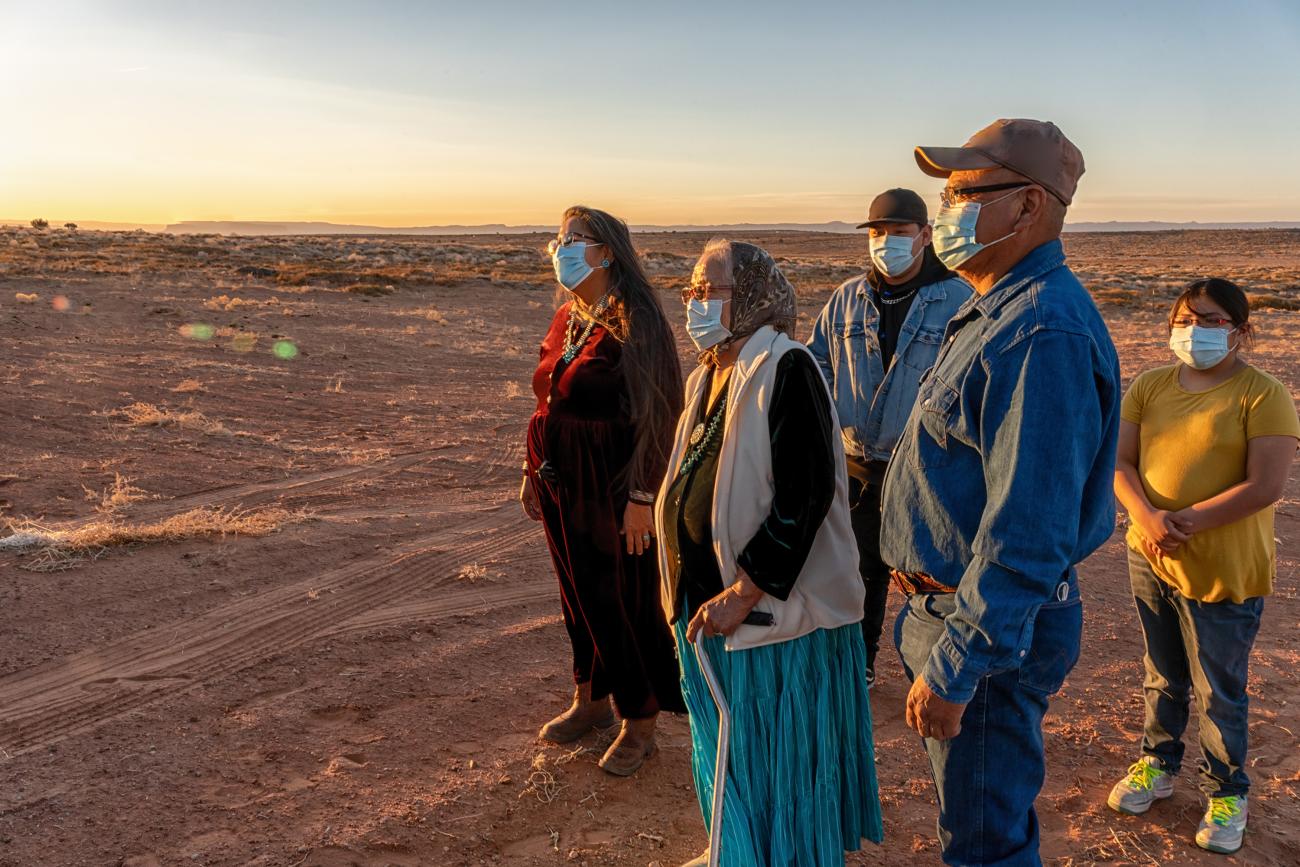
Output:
[921, 633, 987, 705]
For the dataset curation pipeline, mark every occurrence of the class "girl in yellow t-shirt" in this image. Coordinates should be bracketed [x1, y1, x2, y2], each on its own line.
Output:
[1106, 278, 1299, 855]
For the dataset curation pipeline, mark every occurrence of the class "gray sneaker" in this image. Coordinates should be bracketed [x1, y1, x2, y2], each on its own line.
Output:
[1196, 795, 1247, 854]
[1107, 756, 1174, 815]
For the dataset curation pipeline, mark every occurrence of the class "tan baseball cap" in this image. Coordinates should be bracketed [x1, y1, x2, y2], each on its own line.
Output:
[915, 118, 1084, 206]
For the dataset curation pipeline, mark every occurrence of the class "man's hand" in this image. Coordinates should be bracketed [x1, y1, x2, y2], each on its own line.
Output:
[905, 676, 966, 740]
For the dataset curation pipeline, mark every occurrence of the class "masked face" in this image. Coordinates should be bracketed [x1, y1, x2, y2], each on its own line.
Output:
[1169, 324, 1237, 369]
[931, 187, 1023, 270]
[685, 297, 732, 352]
[868, 232, 921, 277]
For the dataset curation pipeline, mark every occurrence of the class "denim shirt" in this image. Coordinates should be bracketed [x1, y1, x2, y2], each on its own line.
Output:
[880, 240, 1121, 704]
[807, 274, 972, 461]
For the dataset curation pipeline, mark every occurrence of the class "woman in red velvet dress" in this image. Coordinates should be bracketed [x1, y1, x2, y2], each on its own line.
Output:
[520, 205, 685, 776]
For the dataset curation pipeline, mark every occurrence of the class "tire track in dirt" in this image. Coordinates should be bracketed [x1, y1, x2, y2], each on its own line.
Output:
[0, 505, 544, 756]
[60, 447, 455, 528]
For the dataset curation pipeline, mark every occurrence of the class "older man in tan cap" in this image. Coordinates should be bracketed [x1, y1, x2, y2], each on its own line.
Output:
[880, 119, 1122, 865]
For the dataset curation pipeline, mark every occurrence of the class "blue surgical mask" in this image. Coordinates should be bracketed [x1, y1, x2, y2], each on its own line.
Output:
[932, 188, 1021, 270]
[685, 298, 732, 352]
[1169, 325, 1236, 370]
[869, 233, 920, 277]
[552, 242, 597, 292]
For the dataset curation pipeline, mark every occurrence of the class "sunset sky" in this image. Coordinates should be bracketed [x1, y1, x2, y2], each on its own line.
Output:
[4, 0, 1300, 227]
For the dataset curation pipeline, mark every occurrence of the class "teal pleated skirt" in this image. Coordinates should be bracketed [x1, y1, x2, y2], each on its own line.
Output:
[675, 619, 884, 865]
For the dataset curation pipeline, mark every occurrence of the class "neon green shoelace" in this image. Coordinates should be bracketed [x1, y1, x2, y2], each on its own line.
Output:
[1208, 796, 1242, 826]
[1125, 760, 1163, 791]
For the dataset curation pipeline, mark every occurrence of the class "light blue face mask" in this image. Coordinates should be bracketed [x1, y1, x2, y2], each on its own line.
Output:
[932, 188, 1022, 270]
[1169, 324, 1237, 370]
[868, 233, 920, 277]
[552, 242, 606, 292]
[685, 297, 732, 352]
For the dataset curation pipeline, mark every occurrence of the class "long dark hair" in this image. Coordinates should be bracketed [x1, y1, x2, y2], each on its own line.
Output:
[563, 205, 684, 493]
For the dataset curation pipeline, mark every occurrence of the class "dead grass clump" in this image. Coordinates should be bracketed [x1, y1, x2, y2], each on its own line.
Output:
[1090, 287, 1140, 307]
[83, 473, 153, 514]
[5, 506, 309, 572]
[203, 294, 280, 312]
[1248, 292, 1300, 311]
[521, 752, 567, 804]
[171, 379, 205, 393]
[116, 401, 229, 435]
[341, 283, 395, 297]
[456, 562, 489, 582]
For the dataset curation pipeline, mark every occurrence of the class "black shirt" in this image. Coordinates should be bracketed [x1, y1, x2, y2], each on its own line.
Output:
[660, 350, 837, 623]
[867, 246, 954, 371]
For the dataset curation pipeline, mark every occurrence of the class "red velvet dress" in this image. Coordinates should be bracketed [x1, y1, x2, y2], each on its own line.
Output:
[527, 302, 685, 719]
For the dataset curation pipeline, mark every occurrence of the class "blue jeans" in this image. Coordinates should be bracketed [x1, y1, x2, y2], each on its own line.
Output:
[1127, 547, 1263, 797]
[896, 588, 1081, 866]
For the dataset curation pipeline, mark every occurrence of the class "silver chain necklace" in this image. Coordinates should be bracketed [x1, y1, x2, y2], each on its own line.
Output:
[876, 285, 919, 306]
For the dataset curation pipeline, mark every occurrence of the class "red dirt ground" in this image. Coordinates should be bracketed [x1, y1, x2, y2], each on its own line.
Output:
[1, 228, 1297, 866]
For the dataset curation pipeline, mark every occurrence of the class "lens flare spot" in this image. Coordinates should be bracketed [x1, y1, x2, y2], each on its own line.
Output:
[52, 295, 71, 312]
[230, 333, 257, 353]
[272, 340, 299, 360]
[181, 323, 215, 341]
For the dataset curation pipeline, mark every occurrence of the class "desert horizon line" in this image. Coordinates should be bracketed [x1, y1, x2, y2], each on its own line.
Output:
[7, 217, 1300, 236]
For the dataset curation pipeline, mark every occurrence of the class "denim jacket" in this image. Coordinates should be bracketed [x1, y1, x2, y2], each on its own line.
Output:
[880, 240, 1121, 704]
[808, 273, 971, 461]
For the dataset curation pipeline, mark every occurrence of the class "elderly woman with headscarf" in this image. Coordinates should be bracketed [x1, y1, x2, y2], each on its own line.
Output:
[655, 240, 883, 866]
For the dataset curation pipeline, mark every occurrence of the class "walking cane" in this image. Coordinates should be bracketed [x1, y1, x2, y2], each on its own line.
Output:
[693, 630, 729, 867]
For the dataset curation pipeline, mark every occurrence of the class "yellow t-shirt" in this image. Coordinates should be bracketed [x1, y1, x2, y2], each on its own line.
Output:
[1122, 363, 1300, 602]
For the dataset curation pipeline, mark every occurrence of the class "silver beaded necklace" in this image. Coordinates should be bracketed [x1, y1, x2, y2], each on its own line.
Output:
[561, 292, 612, 363]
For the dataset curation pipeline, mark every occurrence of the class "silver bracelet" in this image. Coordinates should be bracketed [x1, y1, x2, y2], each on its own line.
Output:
[629, 489, 655, 504]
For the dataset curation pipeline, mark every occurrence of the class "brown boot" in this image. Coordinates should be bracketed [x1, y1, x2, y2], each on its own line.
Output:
[538, 683, 614, 744]
[598, 715, 658, 777]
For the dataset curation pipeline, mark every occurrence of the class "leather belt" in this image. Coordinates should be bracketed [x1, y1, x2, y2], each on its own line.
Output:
[890, 569, 957, 596]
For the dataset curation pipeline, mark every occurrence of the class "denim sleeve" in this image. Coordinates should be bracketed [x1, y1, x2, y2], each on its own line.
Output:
[922, 330, 1104, 704]
[806, 292, 836, 387]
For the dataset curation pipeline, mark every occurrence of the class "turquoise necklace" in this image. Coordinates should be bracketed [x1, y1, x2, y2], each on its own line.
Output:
[561, 292, 612, 364]
[678, 381, 729, 476]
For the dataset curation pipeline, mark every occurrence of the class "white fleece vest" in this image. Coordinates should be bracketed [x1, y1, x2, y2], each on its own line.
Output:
[655, 326, 864, 651]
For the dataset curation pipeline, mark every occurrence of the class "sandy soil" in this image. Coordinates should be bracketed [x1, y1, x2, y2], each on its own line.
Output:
[1, 227, 1298, 866]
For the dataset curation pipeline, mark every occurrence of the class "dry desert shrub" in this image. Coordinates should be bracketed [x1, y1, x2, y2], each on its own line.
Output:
[203, 293, 281, 311]
[1249, 292, 1300, 311]
[341, 283, 395, 297]
[5, 506, 310, 572]
[82, 473, 153, 514]
[114, 401, 229, 435]
[171, 379, 205, 393]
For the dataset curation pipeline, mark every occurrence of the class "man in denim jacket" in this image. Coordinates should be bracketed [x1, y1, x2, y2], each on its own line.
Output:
[808, 188, 971, 685]
[882, 120, 1121, 865]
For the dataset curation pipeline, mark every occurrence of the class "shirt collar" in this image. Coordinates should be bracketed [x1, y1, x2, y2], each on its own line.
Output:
[970, 239, 1067, 317]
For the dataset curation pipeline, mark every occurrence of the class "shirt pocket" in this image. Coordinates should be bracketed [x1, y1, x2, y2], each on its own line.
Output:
[909, 376, 961, 468]
[901, 326, 945, 373]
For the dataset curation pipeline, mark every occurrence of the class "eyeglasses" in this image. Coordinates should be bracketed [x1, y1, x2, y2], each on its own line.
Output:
[1171, 313, 1235, 328]
[680, 283, 734, 304]
[546, 232, 604, 256]
[939, 181, 1031, 208]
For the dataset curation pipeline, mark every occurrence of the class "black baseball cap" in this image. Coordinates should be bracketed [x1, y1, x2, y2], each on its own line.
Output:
[857, 188, 928, 229]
